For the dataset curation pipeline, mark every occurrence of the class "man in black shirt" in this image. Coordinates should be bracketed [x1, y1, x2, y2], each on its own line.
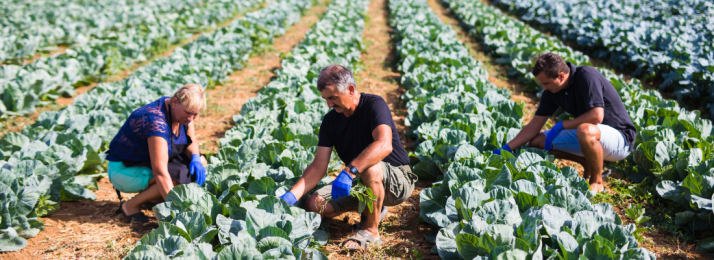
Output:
[279, 65, 417, 250]
[494, 53, 636, 192]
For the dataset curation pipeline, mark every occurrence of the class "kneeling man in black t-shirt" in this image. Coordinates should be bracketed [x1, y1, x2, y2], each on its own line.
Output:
[494, 53, 637, 193]
[279, 65, 417, 250]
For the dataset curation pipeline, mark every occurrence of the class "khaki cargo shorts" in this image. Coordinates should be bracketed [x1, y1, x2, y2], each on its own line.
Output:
[314, 162, 418, 213]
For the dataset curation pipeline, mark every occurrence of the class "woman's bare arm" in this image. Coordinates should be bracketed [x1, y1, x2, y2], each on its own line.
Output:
[148, 136, 173, 198]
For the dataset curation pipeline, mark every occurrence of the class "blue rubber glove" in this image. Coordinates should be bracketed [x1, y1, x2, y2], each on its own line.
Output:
[331, 170, 354, 200]
[190, 154, 206, 186]
[544, 122, 565, 151]
[493, 144, 512, 155]
[280, 192, 297, 205]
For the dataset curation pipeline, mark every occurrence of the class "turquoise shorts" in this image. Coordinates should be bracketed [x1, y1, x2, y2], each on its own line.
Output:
[108, 161, 154, 193]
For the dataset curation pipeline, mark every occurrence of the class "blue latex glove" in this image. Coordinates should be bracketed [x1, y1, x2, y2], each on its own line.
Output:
[493, 144, 512, 155]
[544, 122, 565, 151]
[331, 170, 354, 200]
[280, 192, 297, 205]
[190, 154, 206, 185]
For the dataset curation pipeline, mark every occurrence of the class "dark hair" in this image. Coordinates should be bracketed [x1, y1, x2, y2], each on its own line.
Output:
[532, 53, 570, 78]
[317, 64, 356, 92]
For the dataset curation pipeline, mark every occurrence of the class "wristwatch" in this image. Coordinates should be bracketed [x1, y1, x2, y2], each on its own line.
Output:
[347, 164, 359, 176]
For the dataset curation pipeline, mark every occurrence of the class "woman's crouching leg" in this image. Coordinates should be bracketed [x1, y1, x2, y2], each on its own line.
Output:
[121, 181, 173, 216]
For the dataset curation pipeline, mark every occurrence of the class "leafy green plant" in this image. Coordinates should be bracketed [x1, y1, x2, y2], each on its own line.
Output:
[324, 177, 378, 214]
[412, 248, 425, 260]
[34, 194, 59, 217]
[135, 184, 330, 259]
[0, 161, 59, 252]
[625, 203, 652, 243]
[353, 184, 378, 214]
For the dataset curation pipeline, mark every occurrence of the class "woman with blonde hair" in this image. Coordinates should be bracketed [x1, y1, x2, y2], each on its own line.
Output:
[106, 84, 207, 223]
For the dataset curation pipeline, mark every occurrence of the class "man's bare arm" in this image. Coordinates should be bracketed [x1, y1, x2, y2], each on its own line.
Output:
[506, 115, 549, 149]
[506, 107, 602, 149]
[561, 107, 603, 129]
[288, 146, 333, 199]
[347, 124, 393, 178]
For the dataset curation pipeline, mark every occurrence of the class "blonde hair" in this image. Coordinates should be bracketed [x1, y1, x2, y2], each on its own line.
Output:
[173, 84, 206, 112]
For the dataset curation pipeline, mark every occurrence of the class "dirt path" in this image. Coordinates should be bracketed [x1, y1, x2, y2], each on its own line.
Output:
[194, 0, 332, 154]
[0, 3, 333, 259]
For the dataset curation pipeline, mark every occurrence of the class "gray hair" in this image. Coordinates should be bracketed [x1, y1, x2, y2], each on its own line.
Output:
[316, 64, 356, 93]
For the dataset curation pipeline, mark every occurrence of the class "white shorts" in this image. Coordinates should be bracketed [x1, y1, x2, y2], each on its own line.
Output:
[542, 124, 630, 161]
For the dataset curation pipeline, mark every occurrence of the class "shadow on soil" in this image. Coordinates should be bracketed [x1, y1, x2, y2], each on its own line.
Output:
[47, 191, 159, 237]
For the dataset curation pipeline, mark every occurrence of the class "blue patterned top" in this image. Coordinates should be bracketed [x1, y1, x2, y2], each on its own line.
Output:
[106, 97, 187, 163]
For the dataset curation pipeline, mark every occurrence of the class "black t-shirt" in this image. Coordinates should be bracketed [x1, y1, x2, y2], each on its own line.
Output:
[535, 62, 637, 150]
[318, 93, 410, 167]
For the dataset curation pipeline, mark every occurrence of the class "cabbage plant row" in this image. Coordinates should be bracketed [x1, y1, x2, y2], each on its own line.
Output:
[0, 0, 205, 64]
[438, 0, 590, 94]
[123, 0, 371, 259]
[389, 0, 656, 259]
[0, 0, 268, 117]
[442, 0, 714, 238]
[0, 0, 313, 252]
[491, 0, 714, 116]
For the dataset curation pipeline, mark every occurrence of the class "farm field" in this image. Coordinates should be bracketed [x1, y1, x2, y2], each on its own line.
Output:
[0, 0, 712, 259]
